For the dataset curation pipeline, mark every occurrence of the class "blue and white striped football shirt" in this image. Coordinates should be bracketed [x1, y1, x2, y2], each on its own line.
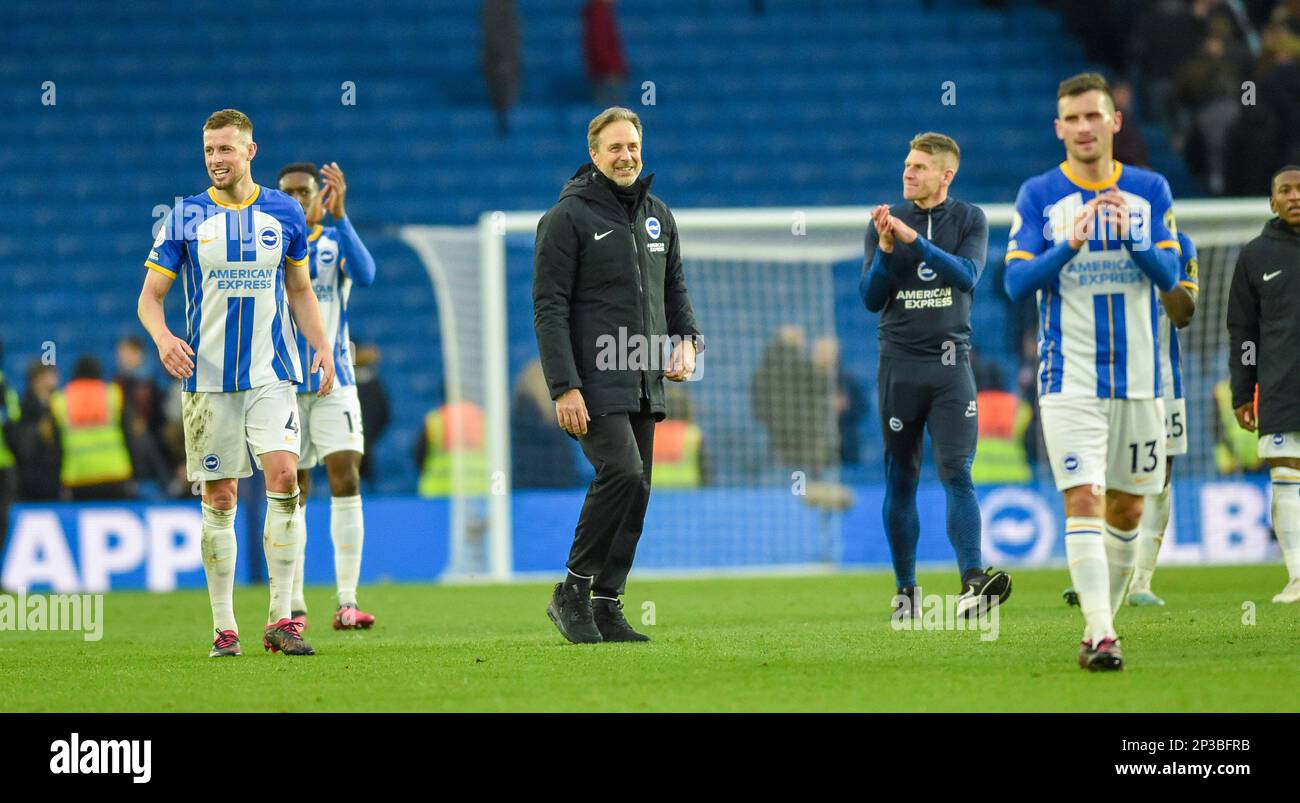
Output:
[145, 186, 309, 393]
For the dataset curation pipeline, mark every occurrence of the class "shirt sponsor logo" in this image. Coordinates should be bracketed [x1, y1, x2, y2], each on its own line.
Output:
[645, 217, 661, 239]
[646, 242, 666, 253]
[1064, 257, 1142, 287]
[895, 287, 953, 309]
[207, 267, 273, 290]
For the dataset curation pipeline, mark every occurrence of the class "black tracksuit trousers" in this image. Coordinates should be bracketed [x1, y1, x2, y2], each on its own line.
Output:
[566, 402, 656, 597]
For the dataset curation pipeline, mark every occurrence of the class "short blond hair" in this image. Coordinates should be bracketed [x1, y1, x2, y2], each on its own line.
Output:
[203, 108, 254, 139]
[588, 107, 643, 153]
[909, 131, 960, 169]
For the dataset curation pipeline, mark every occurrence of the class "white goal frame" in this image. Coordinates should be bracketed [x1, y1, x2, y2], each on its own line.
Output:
[406, 197, 1272, 580]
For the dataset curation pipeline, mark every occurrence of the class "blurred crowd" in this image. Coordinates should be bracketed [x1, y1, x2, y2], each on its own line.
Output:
[1060, 0, 1300, 195]
[0, 338, 391, 508]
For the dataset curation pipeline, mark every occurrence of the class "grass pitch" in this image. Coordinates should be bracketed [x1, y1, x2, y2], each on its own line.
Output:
[2, 565, 1295, 712]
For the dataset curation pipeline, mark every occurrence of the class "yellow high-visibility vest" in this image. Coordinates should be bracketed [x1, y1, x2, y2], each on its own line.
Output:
[419, 403, 491, 498]
[0, 371, 19, 470]
[972, 390, 1033, 485]
[651, 419, 702, 489]
[1214, 380, 1261, 474]
[50, 379, 133, 487]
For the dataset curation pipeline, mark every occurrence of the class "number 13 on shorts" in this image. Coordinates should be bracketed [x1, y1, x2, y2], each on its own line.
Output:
[1040, 395, 1166, 494]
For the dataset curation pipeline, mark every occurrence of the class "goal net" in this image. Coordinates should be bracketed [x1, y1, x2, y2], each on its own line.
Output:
[401, 199, 1272, 579]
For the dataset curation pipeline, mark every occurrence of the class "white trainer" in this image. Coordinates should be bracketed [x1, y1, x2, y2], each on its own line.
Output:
[1271, 577, 1300, 604]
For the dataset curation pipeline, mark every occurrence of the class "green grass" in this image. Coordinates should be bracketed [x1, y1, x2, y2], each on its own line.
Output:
[1, 565, 1296, 712]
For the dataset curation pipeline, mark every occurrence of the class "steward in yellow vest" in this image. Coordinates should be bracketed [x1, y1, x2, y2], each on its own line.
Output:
[1215, 379, 1262, 474]
[971, 389, 1033, 485]
[418, 401, 491, 497]
[50, 356, 133, 498]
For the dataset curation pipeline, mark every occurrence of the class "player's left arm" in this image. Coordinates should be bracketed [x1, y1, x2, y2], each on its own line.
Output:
[282, 208, 335, 396]
[662, 208, 701, 381]
[893, 205, 988, 292]
[319, 162, 377, 287]
[1160, 235, 1198, 328]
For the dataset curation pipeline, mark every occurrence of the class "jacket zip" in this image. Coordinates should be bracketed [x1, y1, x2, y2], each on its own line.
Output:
[630, 221, 648, 399]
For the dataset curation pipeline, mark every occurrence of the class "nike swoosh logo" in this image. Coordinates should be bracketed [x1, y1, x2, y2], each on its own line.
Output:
[199, 238, 215, 244]
[271, 542, 294, 548]
[1264, 271, 1282, 281]
[594, 230, 613, 240]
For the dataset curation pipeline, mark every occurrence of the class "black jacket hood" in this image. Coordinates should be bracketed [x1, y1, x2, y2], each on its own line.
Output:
[1262, 216, 1300, 242]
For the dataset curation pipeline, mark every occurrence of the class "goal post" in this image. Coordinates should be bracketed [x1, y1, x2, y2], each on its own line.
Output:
[402, 197, 1273, 579]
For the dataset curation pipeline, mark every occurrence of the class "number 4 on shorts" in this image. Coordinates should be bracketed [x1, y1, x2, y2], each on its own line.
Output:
[285, 411, 299, 434]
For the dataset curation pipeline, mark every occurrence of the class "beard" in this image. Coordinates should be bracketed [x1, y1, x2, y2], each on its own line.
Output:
[607, 163, 640, 186]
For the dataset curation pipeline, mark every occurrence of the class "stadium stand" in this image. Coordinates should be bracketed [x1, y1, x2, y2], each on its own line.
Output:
[0, 0, 1188, 494]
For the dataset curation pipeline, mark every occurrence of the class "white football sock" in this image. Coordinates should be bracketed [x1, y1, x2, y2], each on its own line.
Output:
[264, 490, 300, 624]
[1270, 468, 1300, 580]
[200, 503, 238, 634]
[1104, 523, 1139, 615]
[1065, 516, 1113, 644]
[331, 495, 364, 607]
[291, 501, 307, 613]
[1132, 484, 1171, 593]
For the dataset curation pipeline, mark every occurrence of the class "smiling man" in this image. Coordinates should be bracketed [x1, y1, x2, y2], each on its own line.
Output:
[532, 106, 704, 643]
[1226, 165, 1300, 605]
[1004, 73, 1183, 671]
[859, 132, 1007, 623]
[137, 109, 335, 658]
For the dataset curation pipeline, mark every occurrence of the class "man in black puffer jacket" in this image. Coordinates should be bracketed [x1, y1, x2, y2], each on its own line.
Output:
[533, 106, 704, 643]
[1226, 165, 1300, 604]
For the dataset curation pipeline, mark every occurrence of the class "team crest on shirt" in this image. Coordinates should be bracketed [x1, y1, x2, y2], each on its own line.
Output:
[318, 244, 337, 265]
[645, 217, 661, 239]
[917, 262, 936, 281]
[258, 227, 279, 249]
[202, 454, 221, 472]
[889, 417, 903, 432]
[1186, 257, 1199, 281]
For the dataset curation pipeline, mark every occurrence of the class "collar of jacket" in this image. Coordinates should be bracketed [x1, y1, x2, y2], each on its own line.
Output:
[562, 162, 655, 217]
[910, 197, 949, 215]
[1264, 216, 1300, 240]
